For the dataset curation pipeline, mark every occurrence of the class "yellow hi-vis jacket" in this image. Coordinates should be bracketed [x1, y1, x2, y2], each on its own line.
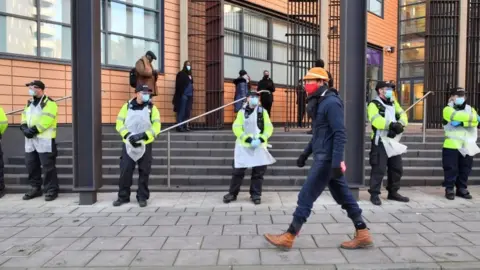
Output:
[232, 106, 273, 147]
[367, 98, 408, 141]
[0, 107, 8, 136]
[115, 101, 161, 145]
[21, 96, 57, 139]
[443, 105, 478, 149]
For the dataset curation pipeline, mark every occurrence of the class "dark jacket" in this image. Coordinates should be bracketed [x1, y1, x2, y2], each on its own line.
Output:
[173, 70, 193, 112]
[303, 87, 346, 168]
[233, 77, 249, 113]
[135, 56, 158, 95]
[257, 77, 276, 102]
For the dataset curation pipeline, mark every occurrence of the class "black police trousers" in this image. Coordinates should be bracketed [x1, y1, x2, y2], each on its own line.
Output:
[368, 140, 402, 195]
[118, 143, 152, 202]
[0, 142, 4, 191]
[25, 141, 59, 194]
[229, 165, 267, 198]
[442, 148, 473, 191]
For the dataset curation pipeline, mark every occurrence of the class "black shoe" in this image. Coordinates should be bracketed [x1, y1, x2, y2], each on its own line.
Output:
[0, 188, 5, 199]
[223, 193, 237, 203]
[456, 190, 473, 200]
[138, 201, 147, 207]
[45, 192, 58, 201]
[176, 127, 186, 132]
[445, 189, 455, 200]
[387, 192, 410, 202]
[23, 188, 42, 200]
[251, 196, 261, 205]
[307, 130, 313, 135]
[370, 195, 382, 205]
[113, 199, 130, 207]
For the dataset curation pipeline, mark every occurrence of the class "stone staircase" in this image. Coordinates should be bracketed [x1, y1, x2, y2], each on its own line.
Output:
[3, 130, 480, 191]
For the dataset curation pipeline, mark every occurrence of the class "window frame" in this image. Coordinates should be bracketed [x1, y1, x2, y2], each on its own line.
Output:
[0, 0, 165, 73]
[223, 4, 314, 86]
[367, 0, 384, 18]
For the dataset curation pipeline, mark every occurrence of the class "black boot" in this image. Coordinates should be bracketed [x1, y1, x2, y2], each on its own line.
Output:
[138, 200, 147, 207]
[445, 189, 455, 200]
[456, 189, 473, 200]
[387, 192, 410, 202]
[0, 188, 5, 199]
[22, 187, 42, 200]
[251, 195, 261, 205]
[113, 198, 130, 207]
[44, 191, 58, 202]
[370, 195, 382, 206]
[223, 193, 237, 203]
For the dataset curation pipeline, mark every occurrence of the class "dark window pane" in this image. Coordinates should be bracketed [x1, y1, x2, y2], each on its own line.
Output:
[0, 16, 37, 56]
[400, 62, 424, 77]
[400, 47, 424, 63]
[0, 0, 37, 18]
[400, 3, 426, 20]
[400, 18, 426, 34]
[400, 36, 425, 49]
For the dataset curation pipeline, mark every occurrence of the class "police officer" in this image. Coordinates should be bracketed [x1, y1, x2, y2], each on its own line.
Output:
[367, 81, 409, 205]
[21, 80, 59, 201]
[0, 106, 8, 198]
[442, 87, 480, 200]
[264, 67, 373, 250]
[113, 84, 161, 207]
[223, 90, 275, 205]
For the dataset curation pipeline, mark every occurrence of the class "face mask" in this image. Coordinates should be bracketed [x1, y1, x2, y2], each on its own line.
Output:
[385, 89, 393, 99]
[242, 74, 249, 83]
[186, 66, 191, 71]
[455, 97, 465, 105]
[28, 89, 35, 96]
[304, 83, 318, 95]
[249, 97, 259, 107]
[141, 94, 150, 103]
[264, 74, 269, 79]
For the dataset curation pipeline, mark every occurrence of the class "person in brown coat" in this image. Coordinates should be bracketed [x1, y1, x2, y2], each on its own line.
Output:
[135, 51, 158, 96]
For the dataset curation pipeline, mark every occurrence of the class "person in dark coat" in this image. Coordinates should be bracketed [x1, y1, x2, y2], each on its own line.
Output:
[296, 79, 307, 127]
[233, 70, 250, 113]
[173, 60, 194, 132]
[315, 59, 334, 88]
[257, 70, 276, 116]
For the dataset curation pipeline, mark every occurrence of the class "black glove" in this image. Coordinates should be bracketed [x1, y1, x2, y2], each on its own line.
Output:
[389, 122, 404, 134]
[331, 167, 343, 179]
[129, 132, 148, 143]
[29, 126, 39, 135]
[387, 129, 397, 138]
[296, 153, 308, 168]
[123, 132, 132, 140]
[245, 137, 253, 144]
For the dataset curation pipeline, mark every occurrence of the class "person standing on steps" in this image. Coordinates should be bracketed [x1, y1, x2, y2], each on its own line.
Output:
[0, 106, 8, 199]
[233, 70, 250, 114]
[257, 70, 275, 116]
[442, 87, 480, 200]
[113, 84, 161, 207]
[135, 51, 158, 96]
[223, 90, 275, 205]
[264, 67, 373, 250]
[367, 81, 409, 206]
[21, 80, 59, 201]
[173, 60, 194, 132]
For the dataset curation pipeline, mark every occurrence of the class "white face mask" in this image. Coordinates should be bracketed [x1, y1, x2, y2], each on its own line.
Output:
[242, 74, 249, 83]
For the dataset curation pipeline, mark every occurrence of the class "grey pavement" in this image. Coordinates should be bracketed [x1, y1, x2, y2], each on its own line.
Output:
[1, 187, 480, 269]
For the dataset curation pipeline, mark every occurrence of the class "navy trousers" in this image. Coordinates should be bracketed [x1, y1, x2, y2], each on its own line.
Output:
[293, 159, 363, 225]
[442, 148, 473, 191]
[176, 94, 193, 129]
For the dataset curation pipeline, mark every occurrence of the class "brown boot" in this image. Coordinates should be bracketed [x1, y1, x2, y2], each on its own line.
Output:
[340, 228, 373, 249]
[264, 232, 296, 249]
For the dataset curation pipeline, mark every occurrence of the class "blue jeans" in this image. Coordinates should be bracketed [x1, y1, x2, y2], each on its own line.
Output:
[176, 94, 193, 129]
[293, 159, 363, 225]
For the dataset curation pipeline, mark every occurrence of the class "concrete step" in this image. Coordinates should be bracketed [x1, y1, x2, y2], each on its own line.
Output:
[5, 164, 480, 177]
[5, 173, 480, 188]
[55, 147, 450, 158]
[7, 156, 447, 167]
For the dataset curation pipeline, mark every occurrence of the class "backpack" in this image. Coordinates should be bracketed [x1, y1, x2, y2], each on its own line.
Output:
[129, 68, 137, 88]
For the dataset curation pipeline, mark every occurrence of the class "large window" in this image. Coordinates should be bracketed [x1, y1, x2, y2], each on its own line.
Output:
[368, 0, 383, 17]
[224, 3, 315, 85]
[399, 1, 425, 79]
[0, 0, 163, 70]
[366, 46, 383, 101]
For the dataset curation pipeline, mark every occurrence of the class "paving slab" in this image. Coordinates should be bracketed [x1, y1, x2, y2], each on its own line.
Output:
[420, 246, 477, 262]
[421, 222, 467, 233]
[218, 249, 261, 265]
[85, 237, 131, 250]
[260, 249, 305, 265]
[421, 232, 474, 246]
[153, 225, 191, 237]
[174, 250, 219, 266]
[300, 248, 347, 264]
[340, 248, 392, 264]
[162, 236, 202, 250]
[123, 236, 167, 250]
[87, 250, 138, 266]
[334, 263, 441, 270]
[43, 250, 99, 267]
[130, 250, 178, 266]
[380, 247, 435, 263]
[187, 225, 223, 236]
[201, 235, 239, 249]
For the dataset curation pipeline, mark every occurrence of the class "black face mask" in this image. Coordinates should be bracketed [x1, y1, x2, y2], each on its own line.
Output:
[263, 75, 269, 79]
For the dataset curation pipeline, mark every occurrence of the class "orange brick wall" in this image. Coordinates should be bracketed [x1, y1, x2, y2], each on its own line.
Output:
[367, 1, 398, 82]
[0, 0, 398, 125]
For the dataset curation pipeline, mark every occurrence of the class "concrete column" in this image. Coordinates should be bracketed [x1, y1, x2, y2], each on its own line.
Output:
[319, 0, 329, 69]
[71, 0, 102, 205]
[458, 0, 468, 87]
[180, 0, 189, 69]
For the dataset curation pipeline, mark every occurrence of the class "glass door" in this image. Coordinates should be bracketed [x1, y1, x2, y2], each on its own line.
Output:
[412, 80, 424, 121]
[399, 79, 424, 122]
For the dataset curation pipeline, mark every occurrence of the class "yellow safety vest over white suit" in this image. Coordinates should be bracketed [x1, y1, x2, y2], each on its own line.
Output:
[444, 103, 480, 157]
[373, 97, 407, 158]
[24, 96, 57, 153]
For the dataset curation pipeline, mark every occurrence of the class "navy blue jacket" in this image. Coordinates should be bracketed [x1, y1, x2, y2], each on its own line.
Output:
[303, 88, 346, 168]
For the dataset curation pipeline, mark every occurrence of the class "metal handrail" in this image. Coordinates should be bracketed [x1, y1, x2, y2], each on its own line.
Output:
[162, 90, 270, 187]
[404, 91, 434, 143]
[6, 95, 73, 115]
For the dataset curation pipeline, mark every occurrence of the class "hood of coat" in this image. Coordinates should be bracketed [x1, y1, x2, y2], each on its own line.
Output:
[233, 77, 247, 85]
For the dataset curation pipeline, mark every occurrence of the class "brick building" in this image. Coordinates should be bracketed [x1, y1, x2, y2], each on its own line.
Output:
[0, 0, 400, 127]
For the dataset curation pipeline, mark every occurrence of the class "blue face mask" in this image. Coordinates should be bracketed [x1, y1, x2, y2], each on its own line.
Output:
[186, 66, 191, 71]
[141, 94, 150, 103]
[28, 89, 35, 96]
[249, 97, 259, 107]
[385, 89, 393, 99]
[455, 97, 465, 105]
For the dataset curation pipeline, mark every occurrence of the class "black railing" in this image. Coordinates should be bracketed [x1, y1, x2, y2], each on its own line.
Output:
[466, 0, 480, 110]
[285, 0, 321, 131]
[328, 0, 340, 90]
[188, 0, 225, 130]
[425, 0, 460, 128]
